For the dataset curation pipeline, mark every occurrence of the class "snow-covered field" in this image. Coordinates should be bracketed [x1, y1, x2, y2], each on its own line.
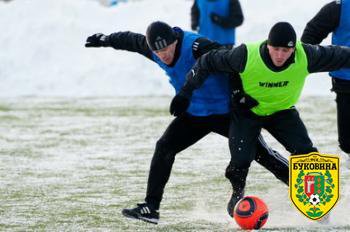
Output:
[1, 0, 349, 231]
[0, 96, 349, 231]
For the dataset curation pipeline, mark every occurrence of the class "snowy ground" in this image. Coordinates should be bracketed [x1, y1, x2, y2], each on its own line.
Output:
[1, 0, 349, 230]
[0, 96, 349, 231]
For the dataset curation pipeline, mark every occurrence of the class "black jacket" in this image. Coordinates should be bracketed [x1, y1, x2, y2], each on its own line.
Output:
[301, 1, 341, 44]
[182, 41, 350, 90]
[103, 28, 224, 67]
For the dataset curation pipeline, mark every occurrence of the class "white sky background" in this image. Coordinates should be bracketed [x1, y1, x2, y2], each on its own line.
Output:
[0, 0, 332, 97]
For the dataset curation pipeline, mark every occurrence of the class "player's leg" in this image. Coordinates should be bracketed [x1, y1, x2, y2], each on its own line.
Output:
[255, 136, 289, 185]
[225, 110, 262, 217]
[335, 92, 350, 155]
[264, 108, 317, 155]
[122, 114, 210, 224]
[210, 114, 289, 186]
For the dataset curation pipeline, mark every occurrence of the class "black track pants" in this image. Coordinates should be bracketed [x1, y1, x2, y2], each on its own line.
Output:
[332, 78, 350, 154]
[145, 113, 288, 209]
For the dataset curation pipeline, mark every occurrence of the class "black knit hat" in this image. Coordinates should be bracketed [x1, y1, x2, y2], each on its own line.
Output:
[146, 21, 177, 51]
[267, 22, 296, 48]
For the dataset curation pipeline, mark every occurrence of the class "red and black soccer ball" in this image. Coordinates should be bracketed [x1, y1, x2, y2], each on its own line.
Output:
[233, 196, 269, 230]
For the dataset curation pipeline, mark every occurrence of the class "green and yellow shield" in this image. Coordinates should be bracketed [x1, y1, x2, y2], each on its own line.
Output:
[289, 152, 339, 220]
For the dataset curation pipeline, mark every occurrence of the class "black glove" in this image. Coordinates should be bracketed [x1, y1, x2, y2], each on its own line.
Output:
[232, 91, 259, 110]
[85, 33, 110, 47]
[169, 93, 190, 116]
[191, 23, 198, 31]
[210, 13, 223, 25]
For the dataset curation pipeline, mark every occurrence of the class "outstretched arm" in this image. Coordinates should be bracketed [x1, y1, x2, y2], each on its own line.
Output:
[85, 31, 153, 60]
[184, 44, 247, 94]
[301, 1, 340, 45]
[304, 44, 350, 73]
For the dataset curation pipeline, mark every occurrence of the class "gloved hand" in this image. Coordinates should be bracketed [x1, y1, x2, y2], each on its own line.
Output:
[191, 23, 198, 31]
[210, 13, 223, 25]
[85, 33, 109, 47]
[232, 91, 259, 110]
[169, 93, 190, 116]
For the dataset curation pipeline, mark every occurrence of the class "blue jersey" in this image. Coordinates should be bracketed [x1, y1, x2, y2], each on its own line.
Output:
[152, 30, 231, 116]
[331, 0, 350, 80]
[196, 0, 235, 45]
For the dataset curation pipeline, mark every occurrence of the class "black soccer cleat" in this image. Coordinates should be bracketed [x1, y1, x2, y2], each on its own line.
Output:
[227, 189, 245, 218]
[122, 203, 159, 224]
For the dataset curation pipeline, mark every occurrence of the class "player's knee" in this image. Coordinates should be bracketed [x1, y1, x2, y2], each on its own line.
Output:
[155, 139, 166, 152]
[153, 139, 176, 162]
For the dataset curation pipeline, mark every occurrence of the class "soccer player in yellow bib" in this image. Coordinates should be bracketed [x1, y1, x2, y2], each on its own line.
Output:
[169, 22, 350, 214]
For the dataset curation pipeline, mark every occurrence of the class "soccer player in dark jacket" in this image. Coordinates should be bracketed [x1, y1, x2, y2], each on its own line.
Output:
[301, 0, 350, 158]
[85, 21, 288, 224]
[191, 0, 244, 45]
[170, 22, 350, 214]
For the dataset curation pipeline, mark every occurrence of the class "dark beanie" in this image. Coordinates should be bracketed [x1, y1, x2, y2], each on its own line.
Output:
[267, 22, 296, 48]
[146, 21, 177, 51]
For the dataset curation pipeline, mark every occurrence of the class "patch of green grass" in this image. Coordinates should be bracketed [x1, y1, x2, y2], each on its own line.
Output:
[0, 105, 11, 111]
[0, 115, 21, 121]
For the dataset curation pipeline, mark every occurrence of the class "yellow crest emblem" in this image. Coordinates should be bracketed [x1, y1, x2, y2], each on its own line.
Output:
[289, 152, 339, 220]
